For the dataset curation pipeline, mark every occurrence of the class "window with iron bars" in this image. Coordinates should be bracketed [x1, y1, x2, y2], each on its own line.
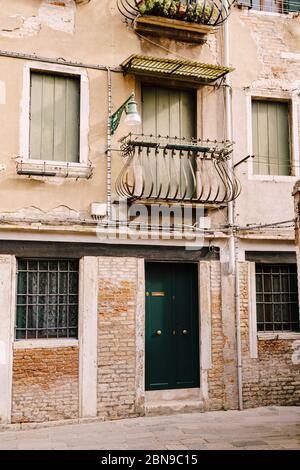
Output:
[256, 264, 300, 332]
[245, 0, 300, 13]
[16, 259, 79, 340]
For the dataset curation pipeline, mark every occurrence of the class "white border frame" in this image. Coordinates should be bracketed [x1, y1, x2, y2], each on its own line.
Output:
[246, 91, 300, 182]
[19, 61, 90, 171]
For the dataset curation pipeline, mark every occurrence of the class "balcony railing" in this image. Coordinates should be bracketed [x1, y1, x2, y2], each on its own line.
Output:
[116, 134, 241, 205]
[117, 0, 235, 27]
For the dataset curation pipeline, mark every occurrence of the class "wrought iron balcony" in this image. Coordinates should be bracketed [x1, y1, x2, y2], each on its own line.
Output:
[116, 134, 241, 205]
[117, 1, 235, 42]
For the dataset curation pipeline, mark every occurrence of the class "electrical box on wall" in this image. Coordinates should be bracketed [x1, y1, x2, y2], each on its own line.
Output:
[90, 203, 107, 219]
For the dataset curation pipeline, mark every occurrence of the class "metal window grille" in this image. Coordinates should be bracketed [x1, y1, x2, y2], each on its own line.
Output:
[16, 259, 79, 340]
[249, 0, 300, 14]
[256, 264, 300, 332]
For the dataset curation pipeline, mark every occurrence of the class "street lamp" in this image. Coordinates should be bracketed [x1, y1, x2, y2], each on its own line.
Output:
[110, 92, 141, 135]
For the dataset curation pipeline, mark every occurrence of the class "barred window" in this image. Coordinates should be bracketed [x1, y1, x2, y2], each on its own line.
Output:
[16, 259, 79, 340]
[256, 264, 300, 332]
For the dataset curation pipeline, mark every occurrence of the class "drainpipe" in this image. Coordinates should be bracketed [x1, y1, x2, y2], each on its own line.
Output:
[223, 4, 243, 411]
[107, 67, 112, 220]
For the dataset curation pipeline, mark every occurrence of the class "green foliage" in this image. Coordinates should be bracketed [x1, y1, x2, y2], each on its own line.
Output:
[136, 0, 218, 24]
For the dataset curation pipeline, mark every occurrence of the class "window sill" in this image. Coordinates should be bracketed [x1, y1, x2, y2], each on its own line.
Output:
[258, 332, 300, 341]
[248, 174, 298, 183]
[16, 159, 92, 179]
[13, 338, 79, 349]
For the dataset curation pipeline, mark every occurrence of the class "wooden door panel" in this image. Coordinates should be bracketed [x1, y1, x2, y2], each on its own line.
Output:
[145, 262, 199, 391]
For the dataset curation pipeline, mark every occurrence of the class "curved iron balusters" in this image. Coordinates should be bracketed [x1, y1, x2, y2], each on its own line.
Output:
[117, 0, 236, 28]
[116, 134, 241, 205]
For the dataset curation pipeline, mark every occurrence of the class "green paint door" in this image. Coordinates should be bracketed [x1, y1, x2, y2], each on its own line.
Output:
[145, 262, 200, 391]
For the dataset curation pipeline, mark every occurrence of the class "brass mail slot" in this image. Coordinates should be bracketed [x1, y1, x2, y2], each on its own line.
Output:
[151, 291, 165, 297]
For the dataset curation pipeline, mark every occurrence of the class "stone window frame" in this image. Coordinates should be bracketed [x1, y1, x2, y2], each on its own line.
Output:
[19, 61, 90, 178]
[246, 91, 300, 183]
[248, 261, 300, 359]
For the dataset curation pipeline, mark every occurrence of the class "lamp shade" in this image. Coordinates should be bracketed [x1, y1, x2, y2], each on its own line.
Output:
[124, 98, 142, 126]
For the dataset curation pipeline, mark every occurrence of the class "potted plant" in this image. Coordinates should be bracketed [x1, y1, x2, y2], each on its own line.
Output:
[135, 1, 218, 25]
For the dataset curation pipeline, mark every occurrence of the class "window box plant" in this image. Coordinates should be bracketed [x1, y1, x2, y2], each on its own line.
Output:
[116, 1, 233, 43]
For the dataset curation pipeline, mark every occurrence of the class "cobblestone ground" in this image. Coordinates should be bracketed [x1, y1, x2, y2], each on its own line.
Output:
[0, 406, 299, 450]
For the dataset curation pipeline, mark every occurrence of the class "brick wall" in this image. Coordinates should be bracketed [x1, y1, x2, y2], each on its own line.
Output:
[239, 11, 300, 83]
[97, 256, 140, 420]
[207, 261, 225, 411]
[12, 347, 79, 423]
[239, 262, 300, 408]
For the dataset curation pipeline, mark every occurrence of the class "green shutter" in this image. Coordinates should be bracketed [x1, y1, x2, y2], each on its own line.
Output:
[142, 86, 195, 138]
[284, 0, 300, 13]
[142, 86, 195, 198]
[252, 100, 290, 176]
[29, 72, 80, 162]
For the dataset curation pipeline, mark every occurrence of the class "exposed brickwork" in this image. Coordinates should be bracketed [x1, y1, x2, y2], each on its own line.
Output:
[97, 256, 139, 420]
[239, 11, 300, 85]
[239, 262, 300, 408]
[207, 261, 225, 410]
[12, 347, 79, 423]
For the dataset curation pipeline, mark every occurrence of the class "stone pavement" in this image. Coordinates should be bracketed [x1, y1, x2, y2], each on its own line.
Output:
[0, 406, 299, 450]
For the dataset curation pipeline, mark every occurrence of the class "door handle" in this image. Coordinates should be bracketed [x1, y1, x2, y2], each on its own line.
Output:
[182, 329, 188, 335]
[156, 330, 162, 336]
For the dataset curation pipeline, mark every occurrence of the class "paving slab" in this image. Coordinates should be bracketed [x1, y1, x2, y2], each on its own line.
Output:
[0, 406, 299, 450]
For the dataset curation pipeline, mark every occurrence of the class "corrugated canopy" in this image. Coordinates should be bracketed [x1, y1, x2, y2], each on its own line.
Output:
[121, 54, 233, 84]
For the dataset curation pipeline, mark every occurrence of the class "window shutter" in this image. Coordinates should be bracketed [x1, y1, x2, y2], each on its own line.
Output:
[252, 100, 290, 176]
[142, 86, 196, 198]
[29, 72, 80, 162]
[284, 0, 300, 12]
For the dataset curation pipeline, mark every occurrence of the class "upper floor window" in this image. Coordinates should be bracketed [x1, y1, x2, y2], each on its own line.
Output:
[252, 99, 291, 176]
[142, 85, 196, 198]
[248, 0, 300, 13]
[256, 264, 300, 332]
[16, 259, 79, 340]
[29, 72, 80, 163]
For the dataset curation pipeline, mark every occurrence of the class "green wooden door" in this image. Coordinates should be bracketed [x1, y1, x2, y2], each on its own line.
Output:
[145, 262, 200, 391]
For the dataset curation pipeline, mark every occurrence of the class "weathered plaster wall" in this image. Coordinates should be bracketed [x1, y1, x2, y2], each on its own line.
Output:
[230, 8, 300, 228]
[12, 346, 79, 423]
[0, 0, 224, 223]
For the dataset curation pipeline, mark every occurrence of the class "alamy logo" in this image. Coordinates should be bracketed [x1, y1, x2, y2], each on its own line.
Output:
[96, 199, 208, 251]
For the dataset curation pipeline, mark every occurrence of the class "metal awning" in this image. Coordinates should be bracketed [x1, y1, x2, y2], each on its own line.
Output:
[121, 54, 233, 84]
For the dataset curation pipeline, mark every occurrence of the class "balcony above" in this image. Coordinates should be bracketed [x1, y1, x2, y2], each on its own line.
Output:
[117, 1, 235, 43]
[116, 134, 241, 206]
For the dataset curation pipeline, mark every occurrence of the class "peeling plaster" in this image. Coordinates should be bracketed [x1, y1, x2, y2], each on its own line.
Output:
[0, 15, 40, 38]
[39, 0, 76, 34]
[249, 78, 300, 94]
[0, 205, 85, 222]
[0, 0, 76, 38]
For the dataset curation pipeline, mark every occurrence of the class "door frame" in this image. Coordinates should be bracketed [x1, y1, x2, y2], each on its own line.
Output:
[145, 261, 200, 391]
[135, 259, 212, 409]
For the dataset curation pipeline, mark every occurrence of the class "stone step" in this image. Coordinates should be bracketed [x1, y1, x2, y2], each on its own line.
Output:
[145, 400, 205, 417]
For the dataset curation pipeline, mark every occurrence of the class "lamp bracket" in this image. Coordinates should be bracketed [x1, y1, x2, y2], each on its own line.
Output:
[110, 92, 135, 135]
